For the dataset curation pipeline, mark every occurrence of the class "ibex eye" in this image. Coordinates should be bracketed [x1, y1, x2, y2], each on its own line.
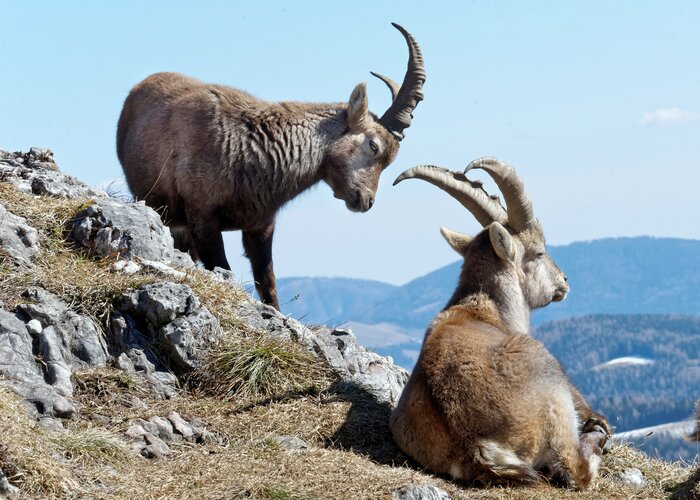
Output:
[369, 140, 379, 153]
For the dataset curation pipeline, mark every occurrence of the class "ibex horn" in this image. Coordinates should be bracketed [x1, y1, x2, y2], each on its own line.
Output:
[394, 165, 507, 228]
[464, 157, 535, 232]
[374, 23, 425, 141]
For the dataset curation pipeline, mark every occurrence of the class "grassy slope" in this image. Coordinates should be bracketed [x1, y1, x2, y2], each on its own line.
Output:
[0, 184, 698, 499]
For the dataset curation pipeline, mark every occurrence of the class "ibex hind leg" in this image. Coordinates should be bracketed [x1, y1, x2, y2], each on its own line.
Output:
[549, 409, 608, 489]
[473, 441, 540, 486]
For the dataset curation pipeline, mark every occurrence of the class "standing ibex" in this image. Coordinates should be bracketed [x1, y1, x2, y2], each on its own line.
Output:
[116, 23, 425, 309]
[390, 158, 610, 489]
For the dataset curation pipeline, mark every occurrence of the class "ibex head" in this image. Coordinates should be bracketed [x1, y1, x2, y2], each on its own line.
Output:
[324, 23, 425, 213]
[395, 157, 568, 311]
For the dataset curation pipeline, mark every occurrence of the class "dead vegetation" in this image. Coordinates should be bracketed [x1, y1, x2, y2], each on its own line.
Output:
[1, 183, 698, 498]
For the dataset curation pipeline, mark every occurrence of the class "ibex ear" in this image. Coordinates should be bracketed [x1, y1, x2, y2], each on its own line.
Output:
[440, 226, 472, 256]
[346, 82, 368, 127]
[489, 222, 515, 262]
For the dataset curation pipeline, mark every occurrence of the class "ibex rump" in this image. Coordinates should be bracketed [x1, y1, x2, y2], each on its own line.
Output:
[116, 23, 425, 309]
[391, 158, 610, 489]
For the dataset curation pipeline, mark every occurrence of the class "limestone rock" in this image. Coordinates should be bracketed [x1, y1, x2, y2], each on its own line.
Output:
[17, 287, 108, 368]
[614, 467, 645, 487]
[115, 283, 221, 372]
[0, 148, 97, 198]
[0, 468, 19, 499]
[269, 435, 309, 451]
[0, 308, 75, 418]
[0, 202, 40, 269]
[70, 197, 182, 265]
[235, 300, 409, 405]
[392, 485, 451, 500]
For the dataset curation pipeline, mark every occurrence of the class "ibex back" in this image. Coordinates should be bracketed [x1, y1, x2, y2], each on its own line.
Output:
[391, 158, 610, 489]
[116, 23, 425, 309]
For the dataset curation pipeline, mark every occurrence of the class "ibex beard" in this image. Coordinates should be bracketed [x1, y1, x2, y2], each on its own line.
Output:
[390, 157, 610, 489]
[116, 23, 425, 310]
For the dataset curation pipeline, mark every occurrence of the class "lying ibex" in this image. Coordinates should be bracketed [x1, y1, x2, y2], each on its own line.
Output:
[391, 158, 610, 489]
[116, 23, 425, 309]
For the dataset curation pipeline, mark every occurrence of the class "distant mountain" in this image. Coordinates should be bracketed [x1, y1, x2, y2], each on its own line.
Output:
[277, 237, 700, 338]
[276, 277, 396, 327]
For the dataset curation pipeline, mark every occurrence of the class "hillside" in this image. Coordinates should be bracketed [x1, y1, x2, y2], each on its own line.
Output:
[277, 236, 700, 332]
[1, 148, 698, 498]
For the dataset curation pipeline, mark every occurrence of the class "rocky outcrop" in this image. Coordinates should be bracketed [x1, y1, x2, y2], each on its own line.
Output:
[0, 148, 97, 198]
[70, 197, 193, 267]
[236, 301, 408, 405]
[0, 147, 409, 424]
[392, 484, 451, 500]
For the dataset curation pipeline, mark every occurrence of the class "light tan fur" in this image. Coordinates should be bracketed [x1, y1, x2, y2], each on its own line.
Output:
[391, 160, 610, 490]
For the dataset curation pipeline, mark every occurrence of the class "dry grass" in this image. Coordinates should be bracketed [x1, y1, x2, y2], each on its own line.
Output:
[196, 333, 334, 399]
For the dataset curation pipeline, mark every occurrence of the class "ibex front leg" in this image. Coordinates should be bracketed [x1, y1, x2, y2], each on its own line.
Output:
[242, 221, 280, 310]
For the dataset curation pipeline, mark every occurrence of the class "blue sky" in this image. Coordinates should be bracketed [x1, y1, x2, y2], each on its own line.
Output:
[2, 1, 699, 285]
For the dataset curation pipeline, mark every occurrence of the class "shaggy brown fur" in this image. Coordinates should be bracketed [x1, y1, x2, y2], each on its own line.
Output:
[116, 25, 424, 309]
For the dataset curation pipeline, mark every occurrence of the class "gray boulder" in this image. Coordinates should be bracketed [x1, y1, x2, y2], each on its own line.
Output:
[0, 309, 75, 418]
[0, 202, 40, 269]
[236, 301, 409, 405]
[0, 148, 97, 198]
[114, 282, 221, 372]
[17, 287, 108, 368]
[70, 197, 187, 265]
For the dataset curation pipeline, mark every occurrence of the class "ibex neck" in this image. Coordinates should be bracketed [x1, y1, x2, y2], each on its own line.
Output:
[446, 277, 532, 336]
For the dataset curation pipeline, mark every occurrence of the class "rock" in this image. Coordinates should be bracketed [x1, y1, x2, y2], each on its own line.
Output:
[269, 435, 309, 451]
[0, 148, 97, 198]
[0, 202, 40, 269]
[167, 411, 194, 440]
[115, 283, 221, 372]
[38, 417, 66, 432]
[140, 432, 171, 459]
[70, 197, 179, 264]
[112, 260, 142, 275]
[149, 415, 178, 442]
[37, 326, 74, 397]
[0, 309, 75, 418]
[392, 485, 451, 500]
[235, 300, 409, 405]
[614, 467, 645, 487]
[17, 287, 108, 368]
[25, 319, 42, 335]
[0, 468, 19, 499]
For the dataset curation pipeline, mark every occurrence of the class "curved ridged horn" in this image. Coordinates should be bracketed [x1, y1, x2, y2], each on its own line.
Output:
[394, 165, 507, 227]
[374, 23, 425, 141]
[465, 157, 535, 231]
[370, 71, 400, 102]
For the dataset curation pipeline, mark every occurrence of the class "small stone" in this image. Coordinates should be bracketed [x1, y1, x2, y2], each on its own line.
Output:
[269, 435, 309, 451]
[112, 260, 142, 275]
[141, 432, 171, 458]
[0, 469, 19, 498]
[149, 415, 178, 442]
[26, 319, 43, 335]
[122, 394, 149, 410]
[168, 411, 194, 439]
[114, 352, 135, 373]
[37, 417, 65, 431]
[392, 485, 451, 500]
[125, 423, 147, 440]
[614, 467, 645, 487]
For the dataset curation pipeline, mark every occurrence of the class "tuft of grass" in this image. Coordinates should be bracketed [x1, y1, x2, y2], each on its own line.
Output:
[0, 387, 74, 496]
[259, 484, 309, 500]
[198, 334, 333, 399]
[50, 428, 131, 467]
